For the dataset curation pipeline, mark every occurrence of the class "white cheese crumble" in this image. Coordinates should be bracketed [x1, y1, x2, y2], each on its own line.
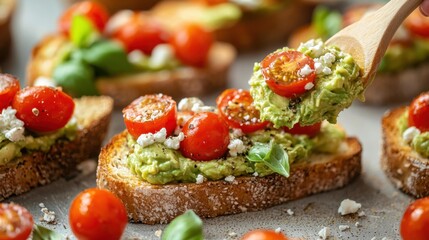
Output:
[195, 174, 205, 184]
[339, 225, 350, 231]
[154, 229, 162, 238]
[105, 10, 133, 34]
[358, 211, 366, 217]
[252, 172, 259, 177]
[41, 207, 56, 223]
[338, 199, 362, 215]
[298, 39, 324, 57]
[355, 222, 361, 227]
[228, 232, 238, 237]
[0, 107, 25, 142]
[304, 82, 314, 90]
[39, 203, 45, 208]
[231, 128, 244, 138]
[228, 139, 246, 157]
[318, 227, 330, 240]
[33, 76, 56, 87]
[298, 64, 314, 77]
[403, 126, 420, 143]
[275, 227, 282, 233]
[224, 175, 235, 182]
[128, 50, 147, 64]
[164, 132, 184, 150]
[314, 52, 336, 75]
[178, 97, 214, 113]
[136, 128, 167, 148]
[286, 209, 294, 216]
[149, 44, 175, 68]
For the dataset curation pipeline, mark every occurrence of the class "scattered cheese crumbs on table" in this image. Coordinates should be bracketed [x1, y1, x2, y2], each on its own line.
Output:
[286, 209, 294, 216]
[338, 199, 362, 215]
[355, 222, 361, 227]
[154, 229, 162, 238]
[41, 207, 56, 223]
[338, 225, 350, 231]
[358, 211, 366, 217]
[228, 232, 237, 237]
[318, 227, 330, 240]
[225, 175, 235, 182]
[38, 202, 45, 208]
[275, 227, 282, 233]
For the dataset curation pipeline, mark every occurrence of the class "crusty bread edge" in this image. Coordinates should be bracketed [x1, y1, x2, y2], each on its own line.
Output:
[97, 131, 362, 224]
[0, 96, 114, 201]
[381, 107, 429, 198]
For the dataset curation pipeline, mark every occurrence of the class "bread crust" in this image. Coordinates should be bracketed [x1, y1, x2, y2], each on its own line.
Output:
[381, 107, 429, 198]
[0, 96, 113, 200]
[97, 131, 362, 224]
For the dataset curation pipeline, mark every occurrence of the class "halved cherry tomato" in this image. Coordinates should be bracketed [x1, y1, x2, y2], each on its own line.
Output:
[0, 203, 34, 240]
[261, 50, 316, 98]
[58, 1, 109, 36]
[405, 9, 429, 38]
[400, 197, 429, 240]
[123, 94, 177, 139]
[180, 112, 230, 161]
[283, 122, 322, 137]
[408, 92, 429, 132]
[0, 74, 20, 111]
[12, 86, 75, 133]
[169, 23, 213, 67]
[69, 188, 127, 240]
[112, 13, 167, 54]
[217, 89, 269, 133]
[241, 229, 289, 240]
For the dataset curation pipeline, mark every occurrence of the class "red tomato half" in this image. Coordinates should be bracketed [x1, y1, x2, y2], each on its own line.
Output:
[169, 23, 213, 67]
[12, 86, 75, 133]
[408, 92, 429, 132]
[261, 50, 316, 98]
[123, 94, 177, 139]
[405, 9, 429, 38]
[217, 89, 269, 133]
[58, 1, 109, 36]
[112, 13, 168, 54]
[180, 112, 230, 161]
[283, 122, 322, 138]
[0, 74, 20, 111]
[241, 229, 289, 240]
[177, 111, 195, 128]
[400, 197, 429, 240]
[0, 203, 34, 240]
[69, 188, 127, 240]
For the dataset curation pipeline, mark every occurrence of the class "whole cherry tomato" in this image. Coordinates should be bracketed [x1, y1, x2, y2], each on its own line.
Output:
[261, 50, 316, 98]
[69, 188, 127, 240]
[180, 112, 230, 161]
[0, 74, 20, 111]
[12, 86, 75, 133]
[405, 9, 429, 38]
[283, 122, 322, 137]
[0, 203, 34, 240]
[408, 92, 429, 132]
[241, 229, 289, 240]
[169, 23, 213, 67]
[400, 197, 429, 240]
[123, 94, 177, 139]
[217, 89, 269, 133]
[58, 1, 109, 36]
[112, 12, 168, 54]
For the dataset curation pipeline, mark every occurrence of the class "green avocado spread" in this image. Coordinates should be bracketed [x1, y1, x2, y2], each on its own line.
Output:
[249, 39, 364, 128]
[127, 123, 345, 185]
[398, 112, 429, 158]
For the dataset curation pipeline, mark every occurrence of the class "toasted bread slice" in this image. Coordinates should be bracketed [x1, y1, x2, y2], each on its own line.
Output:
[381, 107, 429, 198]
[97, 131, 362, 224]
[67, 0, 159, 13]
[26, 34, 236, 108]
[0, 0, 15, 60]
[0, 96, 114, 200]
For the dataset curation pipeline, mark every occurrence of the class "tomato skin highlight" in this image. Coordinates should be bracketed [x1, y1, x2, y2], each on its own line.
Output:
[405, 9, 429, 38]
[400, 197, 429, 240]
[58, 1, 109, 36]
[217, 89, 269, 133]
[0, 203, 33, 240]
[0, 74, 20, 111]
[261, 50, 316, 98]
[180, 112, 230, 161]
[170, 23, 213, 67]
[408, 92, 429, 132]
[283, 122, 322, 137]
[123, 94, 177, 139]
[12, 86, 75, 133]
[69, 188, 127, 240]
[241, 229, 289, 240]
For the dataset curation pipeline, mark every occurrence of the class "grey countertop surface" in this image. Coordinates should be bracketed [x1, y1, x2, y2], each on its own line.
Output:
[1, 0, 411, 239]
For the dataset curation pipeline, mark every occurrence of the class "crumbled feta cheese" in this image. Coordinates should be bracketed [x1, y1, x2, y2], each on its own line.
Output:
[358, 211, 366, 217]
[314, 52, 336, 75]
[228, 139, 246, 157]
[39, 203, 45, 208]
[5, 127, 25, 142]
[286, 209, 294, 216]
[355, 222, 361, 227]
[105, 10, 133, 34]
[298, 64, 314, 77]
[0, 107, 25, 142]
[33, 76, 56, 87]
[304, 82, 314, 90]
[178, 98, 204, 112]
[339, 225, 350, 231]
[253, 172, 259, 177]
[195, 174, 205, 184]
[298, 39, 324, 57]
[136, 128, 167, 147]
[338, 199, 362, 215]
[322, 67, 332, 75]
[275, 227, 282, 233]
[318, 227, 330, 240]
[149, 44, 175, 68]
[128, 50, 147, 64]
[41, 207, 56, 223]
[228, 232, 238, 237]
[224, 175, 235, 182]
[231, 128, 244, 138]
[403, 126, 420, 143]
[164, 132, 185, 150]
[154, 229, 162, 238]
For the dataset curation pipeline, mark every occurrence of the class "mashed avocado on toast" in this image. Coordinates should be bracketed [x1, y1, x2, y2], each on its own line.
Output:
[398, 112, 429, 158]
[250, 39, 363, 128]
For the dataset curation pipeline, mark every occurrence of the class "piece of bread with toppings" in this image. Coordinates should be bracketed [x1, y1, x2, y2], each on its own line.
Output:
[0, 76, 113, 200]
[96, 90, 362, 224]
[381, 92, 429, 198]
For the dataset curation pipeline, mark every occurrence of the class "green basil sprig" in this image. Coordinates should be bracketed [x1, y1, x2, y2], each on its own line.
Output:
[313, 6, 342, 39]
[32, 225, 63, 240]
[247, 141, 290, 178]
[162, 210, 204, 240]
[70, 15, 99, 48]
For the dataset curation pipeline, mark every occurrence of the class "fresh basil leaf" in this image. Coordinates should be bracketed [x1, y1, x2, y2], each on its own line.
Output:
[70, 15, 99, 48]
[32, 224, 63, 240]
[53, 60, 98, 97]
[247, 142, 290, 178]
[313, 6, 342, 39]
[161, 210, 204, 240]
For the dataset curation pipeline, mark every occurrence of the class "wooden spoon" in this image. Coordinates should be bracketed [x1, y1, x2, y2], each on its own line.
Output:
[326, 0, 422, 87]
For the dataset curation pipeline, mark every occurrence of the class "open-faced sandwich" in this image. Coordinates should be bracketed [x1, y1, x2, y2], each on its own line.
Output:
[149, 0, 317, 51]
[97, 89, 362, 224]
[288, 5, 429, 105]
[0, 74, 113, 200]
[27, 1, 236, 107]
[382, 92, 429, 198]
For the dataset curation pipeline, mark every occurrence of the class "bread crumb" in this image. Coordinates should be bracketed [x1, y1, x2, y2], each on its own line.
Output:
[338, 199, 362, 215]
[154, 229, 162, 238]
[318, 227, 330, 240]
[225, 175, 235, 182]
[339, 225, 350, 231]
